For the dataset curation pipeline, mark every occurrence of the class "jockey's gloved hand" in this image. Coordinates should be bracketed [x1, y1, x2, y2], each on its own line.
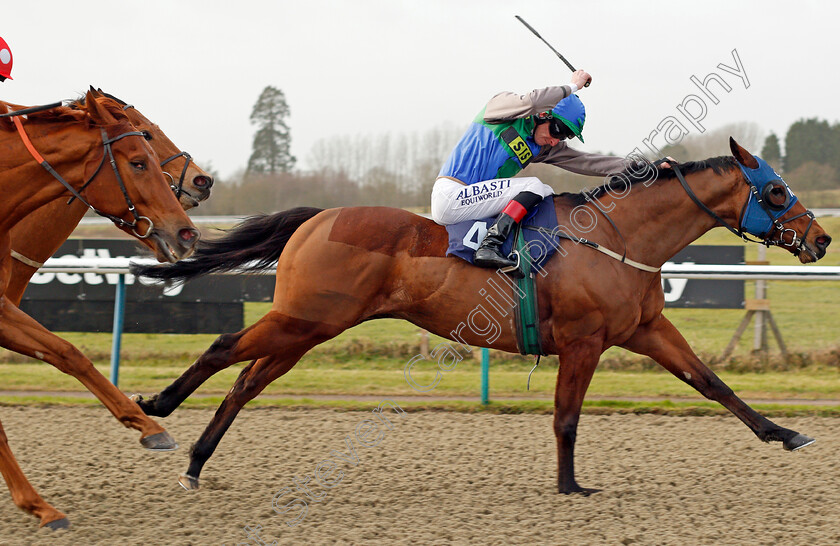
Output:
[570, 69, 591, 90]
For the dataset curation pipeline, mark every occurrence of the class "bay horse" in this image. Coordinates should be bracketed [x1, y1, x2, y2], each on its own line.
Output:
[0, 91, 199, 529]
[3, 88, 214, 306]
[132, 138, 831, 495]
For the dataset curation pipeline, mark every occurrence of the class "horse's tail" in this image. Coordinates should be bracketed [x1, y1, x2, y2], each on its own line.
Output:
[130, 207, 324, 283]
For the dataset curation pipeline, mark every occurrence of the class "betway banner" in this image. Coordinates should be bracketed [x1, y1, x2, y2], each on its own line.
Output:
[662, 245, 744, 308]
[19, 240, 743, 333]
[20, 239, 276, 333]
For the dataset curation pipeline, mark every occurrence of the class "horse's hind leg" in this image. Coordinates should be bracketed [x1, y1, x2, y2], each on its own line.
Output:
[0, 297, 175, 450]
[137, 311, 344, 418]
[0, 418, 69, 529]
[178, 352, 303, 490]
[622, 314, 813, 450]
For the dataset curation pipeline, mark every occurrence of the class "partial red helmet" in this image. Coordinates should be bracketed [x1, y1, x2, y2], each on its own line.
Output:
[0, 36, 13, 80]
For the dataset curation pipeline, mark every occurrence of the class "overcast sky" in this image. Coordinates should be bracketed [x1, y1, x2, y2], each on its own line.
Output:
[3, 0, 837, 181]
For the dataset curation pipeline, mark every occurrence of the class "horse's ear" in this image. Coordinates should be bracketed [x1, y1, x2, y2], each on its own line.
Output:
[84, 90, 117, 124]
[730, 137, 759, 169]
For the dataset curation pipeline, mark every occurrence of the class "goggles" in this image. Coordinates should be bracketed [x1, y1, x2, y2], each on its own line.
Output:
[548, 119, 575, 140]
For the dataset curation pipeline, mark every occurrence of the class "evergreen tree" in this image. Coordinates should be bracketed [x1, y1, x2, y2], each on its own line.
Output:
[247, 86, 296, 174]
[783, 118, 832, 172]
[760, 132, 782, 171]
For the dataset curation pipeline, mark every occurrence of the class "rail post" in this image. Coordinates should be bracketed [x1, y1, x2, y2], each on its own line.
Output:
[481, 348, 489, 405]
[109, 274, 126, 386]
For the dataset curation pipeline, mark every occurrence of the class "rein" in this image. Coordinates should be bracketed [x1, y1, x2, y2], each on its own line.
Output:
[2, 105, 154, 238]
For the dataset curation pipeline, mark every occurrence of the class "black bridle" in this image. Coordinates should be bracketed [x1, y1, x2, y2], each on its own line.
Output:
[669, 159, 816, 258]
[1, 102, 156, 238]
[119, 102, 194, 200]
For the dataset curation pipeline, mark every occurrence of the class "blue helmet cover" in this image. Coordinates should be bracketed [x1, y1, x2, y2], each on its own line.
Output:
[550, 94, 586, 143]
[738, 155, 798, 238]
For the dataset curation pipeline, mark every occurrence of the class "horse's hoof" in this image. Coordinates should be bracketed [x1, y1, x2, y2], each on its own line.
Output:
[140, 431, 179, 451]
[129, 393, 143, 403]
[178, 473, 200, 491]
[559, 486, 601, 496]
[43, 517, 70, 530]
[784, 433, 815, 451]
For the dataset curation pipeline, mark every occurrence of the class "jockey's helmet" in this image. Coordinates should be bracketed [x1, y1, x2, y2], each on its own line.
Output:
[548, 94, 585, 143]
[0, 36, 13, 81]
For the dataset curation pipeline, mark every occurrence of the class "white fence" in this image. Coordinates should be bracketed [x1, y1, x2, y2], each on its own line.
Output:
[38, 257, 840, 281]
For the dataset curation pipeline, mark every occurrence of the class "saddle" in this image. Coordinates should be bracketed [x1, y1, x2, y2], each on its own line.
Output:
[444, 197, 559, 355]
[444, 196, 560, 272]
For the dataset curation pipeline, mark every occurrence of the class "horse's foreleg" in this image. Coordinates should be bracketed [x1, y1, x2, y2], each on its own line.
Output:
[0, 418, 69, 529]
[554, 337, 603, 494]
[137, 311, 340, 418]
[179, 353, 301, 490]
[0, 297, 174, 449]
[621, 314, 813, 450]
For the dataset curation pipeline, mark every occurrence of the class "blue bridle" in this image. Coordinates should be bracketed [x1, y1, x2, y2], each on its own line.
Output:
[670, 155, 816, 257]
[737, 155, 815, 252]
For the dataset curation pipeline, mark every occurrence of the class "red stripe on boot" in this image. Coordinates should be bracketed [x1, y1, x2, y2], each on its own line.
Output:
[501, 201, 528, 222]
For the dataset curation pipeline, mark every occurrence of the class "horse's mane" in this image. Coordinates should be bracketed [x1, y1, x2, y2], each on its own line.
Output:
[0, 94, 131, 132]
[0, 100, 87, 130]
[558, 155, 738, 206]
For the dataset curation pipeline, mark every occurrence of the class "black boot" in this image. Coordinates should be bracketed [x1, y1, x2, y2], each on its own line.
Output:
[474, 213, 518, 269]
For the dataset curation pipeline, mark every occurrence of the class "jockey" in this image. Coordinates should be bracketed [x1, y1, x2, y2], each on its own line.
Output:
[0, 36, 12, 82]
[431, 70, 632, 270]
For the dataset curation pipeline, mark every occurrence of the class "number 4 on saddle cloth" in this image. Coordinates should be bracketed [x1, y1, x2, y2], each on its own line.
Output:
[445, 196, 560, 356]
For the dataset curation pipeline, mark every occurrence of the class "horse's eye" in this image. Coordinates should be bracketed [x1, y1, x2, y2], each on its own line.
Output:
[767, 185, 786, 206]
[142, 130, 152, 141]
[131, 161, 147, 171]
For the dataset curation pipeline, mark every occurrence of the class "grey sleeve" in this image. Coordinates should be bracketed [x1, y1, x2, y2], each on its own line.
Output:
[483, 85, 573, 122]
[536, 143, 630, 178]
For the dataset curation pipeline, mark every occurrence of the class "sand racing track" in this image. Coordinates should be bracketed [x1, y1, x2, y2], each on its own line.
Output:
[0, 406, 838, 545]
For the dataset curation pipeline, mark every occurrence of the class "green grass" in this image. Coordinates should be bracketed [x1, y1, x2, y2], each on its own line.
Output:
[1, 360, 838, 400]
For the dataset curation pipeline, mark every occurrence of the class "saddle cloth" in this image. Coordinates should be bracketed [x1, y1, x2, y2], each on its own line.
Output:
[445, 196, 560, 270]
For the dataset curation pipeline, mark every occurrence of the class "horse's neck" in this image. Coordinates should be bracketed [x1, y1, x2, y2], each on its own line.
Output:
[599, 169, 743, 267]
[0, 123, 98, 233]
[9, 198, 88, 263]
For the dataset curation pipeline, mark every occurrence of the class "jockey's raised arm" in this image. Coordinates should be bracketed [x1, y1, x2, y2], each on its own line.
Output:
[431, 73, 637, 270]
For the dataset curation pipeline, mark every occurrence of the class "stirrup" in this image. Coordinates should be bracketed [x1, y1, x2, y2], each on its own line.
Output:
[498, 250, 521, 274]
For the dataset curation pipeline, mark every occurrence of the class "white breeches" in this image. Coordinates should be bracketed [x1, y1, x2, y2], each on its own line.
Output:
[430, 177, 555, 225]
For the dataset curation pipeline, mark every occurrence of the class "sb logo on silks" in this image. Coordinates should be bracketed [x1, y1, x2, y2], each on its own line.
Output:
[508, 136, 532, 165]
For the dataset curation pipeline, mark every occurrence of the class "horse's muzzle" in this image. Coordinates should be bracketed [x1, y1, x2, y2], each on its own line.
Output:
[151, 227, 200, 262]
[814, 234, 831, 259]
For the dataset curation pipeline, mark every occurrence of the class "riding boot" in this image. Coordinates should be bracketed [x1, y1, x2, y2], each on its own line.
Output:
[474, 213, 519, 269]
[473, 191, 544, 271]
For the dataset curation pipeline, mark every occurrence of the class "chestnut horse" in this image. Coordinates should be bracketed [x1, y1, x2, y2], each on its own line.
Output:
[3, 88, 213, 306]
[0, 91, 199, 529]
[132, 138, 831, 495]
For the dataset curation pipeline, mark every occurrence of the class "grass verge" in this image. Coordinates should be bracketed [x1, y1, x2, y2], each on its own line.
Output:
[1, 394, 839, 417]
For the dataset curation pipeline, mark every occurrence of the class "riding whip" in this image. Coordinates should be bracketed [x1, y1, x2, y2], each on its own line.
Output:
[515, 15, 590, 87]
